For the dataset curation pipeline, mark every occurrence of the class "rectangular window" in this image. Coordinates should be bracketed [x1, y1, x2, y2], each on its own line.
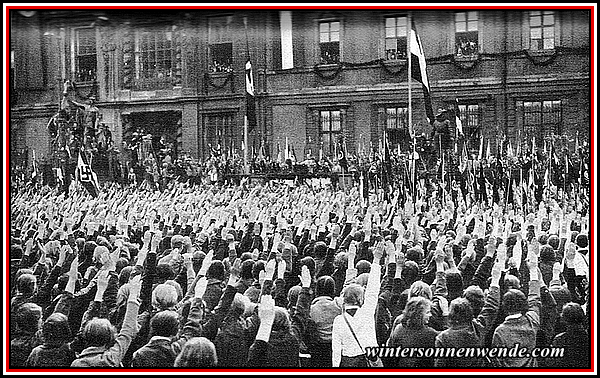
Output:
[205, 113, 236, 156]
[522, 100, 562, 142]
[320, 110, 342, 156]
[458, 103, 481, 152]
[74, 27, 97, 83]
[319, 21, 340, 64]
[455, 11, 479, 57]
[385, 16, 407, 60]
[530, 11, 555, 50]
[384, 106, 408, 149]
[209, 16, 233, 72]
[134, 26, 174, 89]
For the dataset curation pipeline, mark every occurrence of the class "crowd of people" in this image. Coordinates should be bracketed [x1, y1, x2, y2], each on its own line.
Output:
[8, 161, 592, 369]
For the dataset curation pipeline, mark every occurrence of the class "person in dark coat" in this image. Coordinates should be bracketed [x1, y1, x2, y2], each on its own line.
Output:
[385, 296, 439, 368]
[549, 302, 590, 368]
[131, 310, 180, 367]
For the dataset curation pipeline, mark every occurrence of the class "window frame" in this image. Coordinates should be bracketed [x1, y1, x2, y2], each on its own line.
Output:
[456, 101, 482, 154]
[71, 25, 98, 83]
[529, 10, 556, 51]
[521, 99, 562, 143]
[208, 15, 234, 73]
[319, 109, 343, 156]
[318, 19, 341, 65]
[204, 112, 237, 157]
[133, 25, 176, 90]
[384, 15, 408, 61]
[454, 11, 479, 57]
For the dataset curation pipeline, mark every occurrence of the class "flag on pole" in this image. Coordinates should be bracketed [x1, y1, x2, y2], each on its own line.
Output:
[276, 143, 282, 164]
[245, 59, 257, 133]
[410, 21, 434, 125]
[485, 139, 491, 161]
[478, 137, 484, 161]
[454, 99, 463, 137]
[31, 149, 38, 182]
[76, 150, 100, 198]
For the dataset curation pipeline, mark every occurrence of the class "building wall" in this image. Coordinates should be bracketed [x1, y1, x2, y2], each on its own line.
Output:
[9, 9, 592, 172]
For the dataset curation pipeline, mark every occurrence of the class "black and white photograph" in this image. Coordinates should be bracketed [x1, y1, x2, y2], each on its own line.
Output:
[4, 3, 596, 373]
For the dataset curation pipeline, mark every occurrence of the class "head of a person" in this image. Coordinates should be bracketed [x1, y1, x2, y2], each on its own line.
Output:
[118, 266, 134, 287]
[504, 274, 521, 290]
[313, 241, 328, 260]
[333, 252, 348, 270]
[400, 296, 432, 329]
[93, 245, 110, 267]
[547, 234, 560, 250]
[231, 292, 251, 317]
[549, 285, 572, 311]
[82, 318, 116, 348]
[14, 302, 42, 333]
[149, 310, 179, 338]
[408, 280, 433, 301]
[356, 260, 371, 276]
[576, 233, 588, 251]
[152, 283, 179, 310]
[16, 273, 37, 296]
[171, 234, 185, 250]
[406, 246, 424, 264]
[252, 260, 265, 281]
[502, 289, 528, 315]
[343, 284, 365, 307]
[445, 271, 464, 300]
[42, 312, 71, 346]
[206, 260, 225, 281]
[560, 302, 585, 326]
[156, 263, 175, 282]
[272, 306, 292, 332]
[448, 297, 474, 328]
[539, 245, 556, 263]
[165, 279, 183, 302]
[402, 260, 420, 285]
[174, 337, 217, 367]
[316, 275, 335, 298]
[463, 285, 485, 316]
[240, 259, 255, 282]
[356, 272, 370, 288]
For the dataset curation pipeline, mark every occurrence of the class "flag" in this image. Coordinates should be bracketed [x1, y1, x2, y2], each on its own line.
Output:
[478, 137, 484, 161]
[454, 99, 463, 137]
[485, 139, 491, 161]
[410, 21, 434, 126]
[245, 59, 257, 133]
[276, 143, 282, 164]
[76, 150, 100, 198]
[290, 145, 297, 164]
[258, 139, 266, 161]
[285, 136, 290, 161]
[31, 149, 38, 182]
[507, 140, 514, 159]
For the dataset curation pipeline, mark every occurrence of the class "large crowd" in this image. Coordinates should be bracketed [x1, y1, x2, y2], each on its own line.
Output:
[8, 163, 592, 370]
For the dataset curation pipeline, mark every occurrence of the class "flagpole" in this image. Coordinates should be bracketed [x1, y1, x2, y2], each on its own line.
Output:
[243, 16, 251, 175]
[244, 116, 249, 174]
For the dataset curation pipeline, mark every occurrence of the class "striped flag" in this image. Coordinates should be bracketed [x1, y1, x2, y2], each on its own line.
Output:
[245, 59, 257, 132]
[76, 150, 100, 198]
[410, 21, 434, 125]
